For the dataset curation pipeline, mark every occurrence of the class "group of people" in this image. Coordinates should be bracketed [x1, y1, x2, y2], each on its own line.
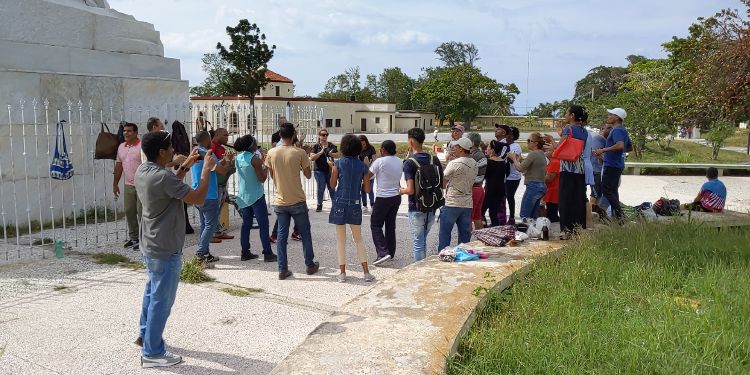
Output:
[122, 103, 732, 368]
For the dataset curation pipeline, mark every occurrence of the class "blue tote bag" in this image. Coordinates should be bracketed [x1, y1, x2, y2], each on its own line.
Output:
[50, 120, 74, 180]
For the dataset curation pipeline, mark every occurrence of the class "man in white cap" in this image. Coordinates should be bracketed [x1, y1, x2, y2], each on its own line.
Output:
[433, 124, 464, 161]
[437, 137, 478, 251]
[593, 108, 631, 222]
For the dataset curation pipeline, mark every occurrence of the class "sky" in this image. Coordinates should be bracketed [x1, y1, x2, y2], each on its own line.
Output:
[109, 0, 741, 114]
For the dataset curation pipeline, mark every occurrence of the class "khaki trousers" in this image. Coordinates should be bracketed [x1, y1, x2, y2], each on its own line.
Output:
[124, 185, 142, 241]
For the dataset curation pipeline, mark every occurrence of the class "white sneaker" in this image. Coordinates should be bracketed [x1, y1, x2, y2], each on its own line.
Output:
[141, 351, 183, 368]
[373, 254, 392, 266]
[336, 273, 346, 283]
[363, 273, 375, 282]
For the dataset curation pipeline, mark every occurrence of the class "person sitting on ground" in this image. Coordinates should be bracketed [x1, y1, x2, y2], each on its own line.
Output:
[684, 167, 727, 212]
[233, 135, 277, 262]
[508, 133, 548, 221]
[368, 140, 402, 266]
[328, 134, 375, 283]
[437, 137, 478, 252]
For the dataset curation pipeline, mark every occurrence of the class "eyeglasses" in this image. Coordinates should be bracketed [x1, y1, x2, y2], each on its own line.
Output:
[526, 139, 533, 143]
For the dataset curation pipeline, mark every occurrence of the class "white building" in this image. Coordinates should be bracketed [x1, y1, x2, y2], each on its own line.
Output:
[190, 70, 435, 136]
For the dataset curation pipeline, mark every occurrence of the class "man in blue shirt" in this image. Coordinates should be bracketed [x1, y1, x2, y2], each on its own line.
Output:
[593, 108, 630, 222]
[191, 131, 234, 263]
[589, 127, 607, 214]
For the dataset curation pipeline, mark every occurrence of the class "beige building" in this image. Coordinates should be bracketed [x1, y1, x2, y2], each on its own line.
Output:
[190, 70, 435, 137]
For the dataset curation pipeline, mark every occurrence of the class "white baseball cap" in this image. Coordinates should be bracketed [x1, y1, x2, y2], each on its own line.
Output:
[450, 137, 473, 151]
[606, 108, 627, 120]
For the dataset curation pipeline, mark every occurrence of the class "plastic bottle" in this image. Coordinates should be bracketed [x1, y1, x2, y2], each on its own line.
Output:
[542, 226, 549, 241]
[55, 240, 64, 259]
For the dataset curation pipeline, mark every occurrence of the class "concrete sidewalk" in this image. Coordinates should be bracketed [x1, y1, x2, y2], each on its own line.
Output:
[1, 175, 748, 374]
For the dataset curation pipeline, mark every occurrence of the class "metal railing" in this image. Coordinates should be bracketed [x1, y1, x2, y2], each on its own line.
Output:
[0, 99, 324, 263]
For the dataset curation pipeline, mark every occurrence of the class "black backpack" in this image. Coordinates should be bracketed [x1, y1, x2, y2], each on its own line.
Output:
[408, 155, 444, 213]
[171, 120, 191, 156]
[653, 197, 680, 216]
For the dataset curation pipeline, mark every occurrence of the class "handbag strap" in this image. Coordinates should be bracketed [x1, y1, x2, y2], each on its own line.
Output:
[53, 121, 62, 157]
[59, 120, 69, 155]
[101, 122, 111, 133]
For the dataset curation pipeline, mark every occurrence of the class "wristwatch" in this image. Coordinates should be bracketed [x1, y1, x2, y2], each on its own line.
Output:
[180, 165, 189, 171]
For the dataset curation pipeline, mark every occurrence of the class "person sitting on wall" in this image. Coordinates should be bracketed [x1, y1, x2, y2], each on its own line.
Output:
[684, 167, 727, 213]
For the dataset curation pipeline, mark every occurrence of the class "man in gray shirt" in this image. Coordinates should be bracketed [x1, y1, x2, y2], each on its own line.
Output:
[135, 131, 214, 368]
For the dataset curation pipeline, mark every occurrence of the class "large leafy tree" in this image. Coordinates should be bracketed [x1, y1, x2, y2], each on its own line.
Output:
[528, 100, 571, 118]
[189, 53, 231, 96]
[319, 66, 365, 100]
[215, 19, 276, 104]
[375, 67, 415, 110]
[434, 41, 480, 67]
[573, 65, 628, 101]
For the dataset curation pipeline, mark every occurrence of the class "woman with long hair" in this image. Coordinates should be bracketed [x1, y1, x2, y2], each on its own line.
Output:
[556, 105, 592, 239]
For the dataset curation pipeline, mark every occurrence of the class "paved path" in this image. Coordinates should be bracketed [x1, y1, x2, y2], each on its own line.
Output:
[0, 175, 748, 374]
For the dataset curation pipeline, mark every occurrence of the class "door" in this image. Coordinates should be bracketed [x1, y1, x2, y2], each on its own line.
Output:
[361, 118, 367, 132]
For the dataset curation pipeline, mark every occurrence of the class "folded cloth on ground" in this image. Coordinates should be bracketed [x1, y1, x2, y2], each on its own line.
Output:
[473, 225, 516, 247]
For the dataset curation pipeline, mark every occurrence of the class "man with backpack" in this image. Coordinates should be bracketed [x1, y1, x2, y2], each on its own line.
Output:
[593, 107, 631, 222]
[399, 127, 444, 261]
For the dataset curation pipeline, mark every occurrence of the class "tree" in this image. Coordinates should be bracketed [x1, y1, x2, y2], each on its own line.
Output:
[376, 67, 415, 110]
[412, 65, 518, 129]
[573, 65, 629, 101]
[215, 19, 276, 103]
[434, 41, 480, 67]
[319, 66, 363, 100]
[190, 53, 232, 96]
[529, 100, 571, 118]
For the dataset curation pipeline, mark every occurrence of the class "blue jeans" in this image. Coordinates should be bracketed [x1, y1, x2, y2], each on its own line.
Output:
[240, 197, 272, 256]
[361, 179, 375, 207]
[139, 253, 181, 357]
[197, 198, 220, 256]
[438, 206, 472, 251]
[274, 201, 315, 272]
[408, 211, 435, 261]
[314, 170, 335, 206]
[520, 181, 547, 220]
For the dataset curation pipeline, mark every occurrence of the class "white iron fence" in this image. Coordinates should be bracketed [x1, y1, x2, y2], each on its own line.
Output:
[0, 99, 323, 263]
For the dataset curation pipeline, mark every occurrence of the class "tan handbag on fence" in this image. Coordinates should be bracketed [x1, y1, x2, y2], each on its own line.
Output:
[95, 122, 120, 160]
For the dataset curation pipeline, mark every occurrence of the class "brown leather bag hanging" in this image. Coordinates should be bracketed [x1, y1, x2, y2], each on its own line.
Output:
[94, 122, 120, 160]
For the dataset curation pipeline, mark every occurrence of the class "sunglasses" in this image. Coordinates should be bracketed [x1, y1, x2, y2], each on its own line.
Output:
[319, 133, 329, 137]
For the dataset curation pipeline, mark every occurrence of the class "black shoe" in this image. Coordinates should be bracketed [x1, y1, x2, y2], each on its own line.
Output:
[279, 270, 293, 280]
[306, 261, 320, 275]
[241, 253, 259, 261]
[135, 336, 143, 347]
[316, 205, 322, 212]
[124, 240, 136, 249]
[132, 242, 140, 251]
[186, 226, 195, 234]
[264, 253, 278, 262]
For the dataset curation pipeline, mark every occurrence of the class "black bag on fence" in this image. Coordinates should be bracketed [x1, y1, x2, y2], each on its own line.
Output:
[171, 120, 191, 156]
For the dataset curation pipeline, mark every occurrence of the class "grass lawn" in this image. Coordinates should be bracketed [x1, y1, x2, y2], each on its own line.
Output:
[447, 223, 750, 374]
[637, 140, 750, 164]
[725, 129, 749, 148]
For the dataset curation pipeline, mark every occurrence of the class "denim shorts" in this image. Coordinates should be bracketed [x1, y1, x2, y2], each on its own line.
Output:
[328, 198, 362, 225]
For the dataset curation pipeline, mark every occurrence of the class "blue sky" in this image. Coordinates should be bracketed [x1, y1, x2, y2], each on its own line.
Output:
[110, 0, 740, 113]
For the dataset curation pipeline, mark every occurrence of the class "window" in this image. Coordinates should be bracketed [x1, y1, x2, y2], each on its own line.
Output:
[430, 119, 433, 127]
[317, 120, 321, 128]
[326, 119, 333, 128]
[375, 117, 380, 124]
[229, 112, 239, 129]
[275, 86, 280, 96]
[335, 119, 341, 128]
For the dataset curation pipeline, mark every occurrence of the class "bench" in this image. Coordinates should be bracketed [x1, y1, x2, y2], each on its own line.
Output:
[625, 162, 750, 176]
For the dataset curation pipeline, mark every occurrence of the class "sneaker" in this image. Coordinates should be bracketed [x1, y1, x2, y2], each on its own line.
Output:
[269, 235, 277, 244]
[240, 253, 259, 261]
[264, 253, 278, 263]
[362, 207, 370, 213]
[205, 253, 220, 263]
[134, 336, 143, 347]
[132, 241, 140, 251]
[141, 351, 182, 368]
[306, 261, 320, 275]
[278, 270, 293, 280]
[291, 232, 302, 241]
[373, 254, 391, 266]
[363, 273, 375, 282]
[316, 205, 322, 212]
[336, 273, 346, 283]
[124, 240, 136, 249]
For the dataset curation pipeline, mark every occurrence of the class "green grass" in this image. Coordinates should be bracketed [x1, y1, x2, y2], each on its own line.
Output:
[446, 223, 750, 374]
[724, 129, 749, 148]
[220, 286, 263, 297]
[180, 258, 215, 284]
[91, 252, 145, 270]
[638, 140, 750, 164]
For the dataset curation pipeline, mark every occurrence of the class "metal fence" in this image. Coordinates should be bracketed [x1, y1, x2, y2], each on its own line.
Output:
[0, 99, 323, 263]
